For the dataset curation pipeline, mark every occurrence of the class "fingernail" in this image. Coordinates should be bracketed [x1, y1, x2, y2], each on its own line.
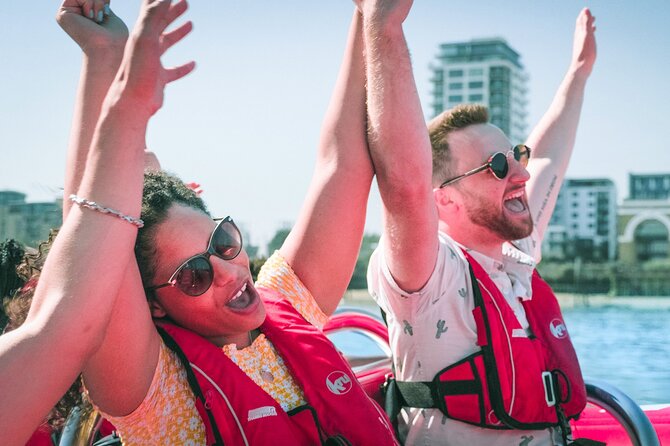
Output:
[88, 9, 94, 19]
[104, 4, 111, 16]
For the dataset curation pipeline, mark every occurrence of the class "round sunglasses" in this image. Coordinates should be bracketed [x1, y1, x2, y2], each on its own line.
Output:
[439, 144, 531, 188]
[146, 216, 243, 297]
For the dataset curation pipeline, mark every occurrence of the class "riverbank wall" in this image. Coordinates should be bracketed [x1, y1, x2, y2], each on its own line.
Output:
[342, 289, 670, 310]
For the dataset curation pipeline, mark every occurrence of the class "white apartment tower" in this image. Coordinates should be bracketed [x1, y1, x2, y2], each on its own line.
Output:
[544, 179, 618, 261]
[429, 38, 528, 143]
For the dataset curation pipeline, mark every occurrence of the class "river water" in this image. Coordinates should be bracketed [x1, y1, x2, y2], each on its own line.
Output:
[563, 305, 670, 405]
[338, 298, 670, 405]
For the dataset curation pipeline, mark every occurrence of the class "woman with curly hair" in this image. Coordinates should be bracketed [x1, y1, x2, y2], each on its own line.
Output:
[52, 0, 395, 445]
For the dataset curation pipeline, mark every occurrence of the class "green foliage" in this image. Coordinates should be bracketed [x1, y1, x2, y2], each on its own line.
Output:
[267, 228, 291, 256]
[249, 257, 267, 282]
[348, 233, 380, 290]
[262, 227, 379, 290]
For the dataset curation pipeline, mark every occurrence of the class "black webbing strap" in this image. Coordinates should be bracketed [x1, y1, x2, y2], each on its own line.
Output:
[395, 379, 480, 408]
[156, 326, 225, 446]
[394, 380, 435, 408]
[379, 308, 402, 439]
[287, 405, 353, 446]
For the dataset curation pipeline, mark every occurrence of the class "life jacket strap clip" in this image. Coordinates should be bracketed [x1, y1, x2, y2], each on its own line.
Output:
[542, 371, 557, 407]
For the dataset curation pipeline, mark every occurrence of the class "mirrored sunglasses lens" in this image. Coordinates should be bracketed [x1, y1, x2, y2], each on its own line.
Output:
[514, 145, 530, 166]
[213, 222, 242, 259]
[489, 153, 509, 179]
[175, 257, 212, 296]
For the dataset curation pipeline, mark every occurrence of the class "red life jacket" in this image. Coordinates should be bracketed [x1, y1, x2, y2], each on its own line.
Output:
[159, 286, 398, 446]
[391, 251, 586, 431]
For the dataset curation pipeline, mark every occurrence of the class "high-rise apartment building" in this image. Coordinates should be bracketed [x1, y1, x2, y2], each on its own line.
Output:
[544, 179, 617, 261]
[429, 38, 528, 143]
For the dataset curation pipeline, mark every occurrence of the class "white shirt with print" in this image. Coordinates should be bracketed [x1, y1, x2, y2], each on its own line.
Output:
[367, 230, 563, 446]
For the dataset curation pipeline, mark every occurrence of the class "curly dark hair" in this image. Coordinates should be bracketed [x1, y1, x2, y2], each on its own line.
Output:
[1, 239, 26, 331]
[0, 239, 25, 294]
[136, 171, 210, 300]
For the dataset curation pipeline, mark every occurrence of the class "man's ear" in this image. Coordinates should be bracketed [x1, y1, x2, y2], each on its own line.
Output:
[434, 186, 461, 215]
[149, 297, 167, 318]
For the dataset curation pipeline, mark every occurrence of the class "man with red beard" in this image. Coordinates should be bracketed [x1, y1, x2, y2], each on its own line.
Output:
[362, 2, 598, 444]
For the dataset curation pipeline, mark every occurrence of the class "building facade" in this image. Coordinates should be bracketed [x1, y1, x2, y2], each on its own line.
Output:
[429, 38, 528, 142]
[0, 191, 62, 248]
[543, 179, 617, 261]
[618, 174, 670, 263]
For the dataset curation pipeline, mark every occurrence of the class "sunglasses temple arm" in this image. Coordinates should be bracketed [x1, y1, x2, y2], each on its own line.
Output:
[440, 164, 489, 188]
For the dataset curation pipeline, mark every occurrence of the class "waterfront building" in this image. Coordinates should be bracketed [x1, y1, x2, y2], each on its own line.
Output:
[618, 173, 670, 263]
[429, 37, 528, 142]
[543, 178, 617, 261]
[0, 191, 62, 248]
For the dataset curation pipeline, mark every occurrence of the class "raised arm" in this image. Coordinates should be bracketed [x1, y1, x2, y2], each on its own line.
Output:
[0, 0, 190, 441]
[57, 0, 129, 218]
[77, 0, 195, 417]
[279, 9, 373, 316]
[357, 0, 438, 292]
[526, 8, 597, 240]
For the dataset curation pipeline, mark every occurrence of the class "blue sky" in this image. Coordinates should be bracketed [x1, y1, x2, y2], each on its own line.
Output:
[1, 1, 668, 249]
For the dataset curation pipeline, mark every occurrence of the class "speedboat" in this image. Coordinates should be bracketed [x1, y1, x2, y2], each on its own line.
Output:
[49, 307, 669, 446]
[323, 307, 670, 446]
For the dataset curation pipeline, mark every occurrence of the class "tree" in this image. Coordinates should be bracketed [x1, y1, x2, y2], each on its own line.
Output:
[348, 233, 380, 290]
[267, 227, 291, 256]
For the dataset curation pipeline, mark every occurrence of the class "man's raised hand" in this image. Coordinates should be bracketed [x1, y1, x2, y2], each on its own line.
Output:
[571, 8, 597, 79]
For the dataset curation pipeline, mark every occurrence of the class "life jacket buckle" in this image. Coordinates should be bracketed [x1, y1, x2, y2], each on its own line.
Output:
[542, 371, 556, 407]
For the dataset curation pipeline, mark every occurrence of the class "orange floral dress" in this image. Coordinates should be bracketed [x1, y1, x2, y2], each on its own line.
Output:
[99, 252, 329, 445]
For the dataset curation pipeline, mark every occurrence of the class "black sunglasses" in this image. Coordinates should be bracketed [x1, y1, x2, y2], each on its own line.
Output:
[146, 216, 243, 297]
[439, 144, 531, 188]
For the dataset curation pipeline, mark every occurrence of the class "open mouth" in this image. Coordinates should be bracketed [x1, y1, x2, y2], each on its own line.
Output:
[225, 282, 258, 310]
[503, 189, 527, 214]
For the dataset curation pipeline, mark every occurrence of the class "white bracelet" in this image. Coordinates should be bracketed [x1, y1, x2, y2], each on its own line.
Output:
[69, 194, 144, 228]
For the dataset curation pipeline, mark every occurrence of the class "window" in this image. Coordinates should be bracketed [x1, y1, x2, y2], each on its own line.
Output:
[448, 95, 463, 102]
[448, 82, 463, 90]
[469, 68, 483, 76]
[448, 69, 464, 77]
[468, 94, 483, 102]
[468, 81, 484, 89]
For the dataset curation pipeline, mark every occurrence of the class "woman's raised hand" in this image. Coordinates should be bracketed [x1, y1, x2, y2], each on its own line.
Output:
[116, 0, 195, 117]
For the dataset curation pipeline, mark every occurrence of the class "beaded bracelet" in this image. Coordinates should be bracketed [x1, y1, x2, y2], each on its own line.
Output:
[69, 194, 144, 228]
